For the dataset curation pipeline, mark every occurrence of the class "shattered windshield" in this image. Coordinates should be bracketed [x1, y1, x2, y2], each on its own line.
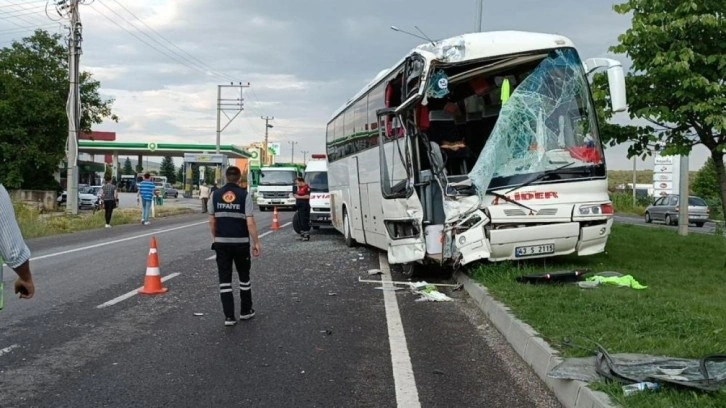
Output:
[469, 48, 603, 197]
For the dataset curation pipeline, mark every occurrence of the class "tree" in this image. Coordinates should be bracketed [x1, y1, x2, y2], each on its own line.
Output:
[693, 158, 721, 200]
[0, 30, 118, 189]
[122, 157, 134, 175]
[597, 1, 726, 216]
[135, 163, 144, 174]
[160, 155, 176, 184]
[176, 164, 184, 186]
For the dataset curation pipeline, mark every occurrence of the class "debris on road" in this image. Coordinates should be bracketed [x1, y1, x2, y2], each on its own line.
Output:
[367, 269, 383, 275]
[585, 273, 647, 289]
[516, 270, 588, 285]
[548, 345, 726, 392]
[193, 312, 205, 316]
[411, 281, 453, 302]
[357, 276, 460, 287]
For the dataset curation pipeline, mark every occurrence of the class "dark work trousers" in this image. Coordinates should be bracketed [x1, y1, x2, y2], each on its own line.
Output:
[214, 244, 252, 318]
[297, 201, 311, 234]
[201, 198, 208, 213]
[103, 200, 116, 224]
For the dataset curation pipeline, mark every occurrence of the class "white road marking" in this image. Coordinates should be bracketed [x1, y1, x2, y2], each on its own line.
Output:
[96, 273, 181, 309]
[205, 222, 291, 261]
[28, 221, 208, 263]
[0, 344, 19, 357]
[378, 253, 421, 407]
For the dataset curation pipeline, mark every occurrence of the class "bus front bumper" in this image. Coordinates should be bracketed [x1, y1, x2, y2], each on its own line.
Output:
[464, 219, 613, 263]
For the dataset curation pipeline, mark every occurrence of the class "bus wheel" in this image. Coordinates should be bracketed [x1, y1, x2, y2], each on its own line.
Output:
[344, 212, 354, 247]
[401, 263, 415, 278]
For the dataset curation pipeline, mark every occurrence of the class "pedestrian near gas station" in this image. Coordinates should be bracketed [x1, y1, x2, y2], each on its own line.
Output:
[200, 182, 210, 213]
[137, 173, 155, 225]
[208, 166, 261, 326]
[101, 175, 119, 228]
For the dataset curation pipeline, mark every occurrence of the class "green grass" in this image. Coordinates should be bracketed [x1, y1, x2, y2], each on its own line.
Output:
[15, 204, 195, 239]
[611, 192, 648, 216]
[471, 224, 726, 407]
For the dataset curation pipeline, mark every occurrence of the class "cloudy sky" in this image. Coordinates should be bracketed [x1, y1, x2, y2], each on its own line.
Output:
[0, 0, 711, 171]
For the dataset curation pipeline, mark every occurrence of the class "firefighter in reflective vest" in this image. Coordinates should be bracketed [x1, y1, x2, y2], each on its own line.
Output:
[208, 166, 261, 327]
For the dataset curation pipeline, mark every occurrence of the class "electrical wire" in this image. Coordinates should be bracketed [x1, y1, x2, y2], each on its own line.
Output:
[89, 2, 224, 80]
[104, 0, 235, 82]
[92, 0, 235, 83]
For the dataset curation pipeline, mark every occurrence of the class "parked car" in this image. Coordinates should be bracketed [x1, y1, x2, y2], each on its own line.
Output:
[644, 194, 710, 227]
[79, 186, 103, 210]
[154, 182, 179, 198]
[57, 184, 89, 206]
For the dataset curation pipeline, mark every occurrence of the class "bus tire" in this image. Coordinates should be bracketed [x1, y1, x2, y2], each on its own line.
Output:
[343, 211, 355, 247]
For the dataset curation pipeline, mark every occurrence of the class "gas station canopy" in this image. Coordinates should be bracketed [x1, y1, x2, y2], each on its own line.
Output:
[78, 141, 252, 159]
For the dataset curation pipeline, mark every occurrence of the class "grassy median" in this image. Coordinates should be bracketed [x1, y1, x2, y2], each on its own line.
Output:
[472, 223, 726, 408]
[15, 204, 195, 239]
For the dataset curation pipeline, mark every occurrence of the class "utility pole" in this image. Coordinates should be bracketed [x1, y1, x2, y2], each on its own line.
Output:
[288, 141, 298, 164]
[215, 82, 249, 183]
[261, 116, 274, 165]
[54, 0, 83, 215]
[301, 150, 309, 164]
[678, 154, 690, 236]
[476, 0, 483, 31]
[632, 155, 637, 206]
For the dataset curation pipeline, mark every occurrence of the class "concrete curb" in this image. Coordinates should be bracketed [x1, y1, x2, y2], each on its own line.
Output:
[454, 271, 616, 408]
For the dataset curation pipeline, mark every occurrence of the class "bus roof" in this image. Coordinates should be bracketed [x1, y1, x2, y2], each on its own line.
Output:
[329, 30, 575, 121]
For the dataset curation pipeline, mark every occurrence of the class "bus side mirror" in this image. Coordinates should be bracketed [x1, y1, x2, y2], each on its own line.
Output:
[606, 66, 626, 113]
[584, 58, 627, 113]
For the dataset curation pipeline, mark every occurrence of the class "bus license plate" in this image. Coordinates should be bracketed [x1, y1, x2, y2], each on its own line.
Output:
[515, 244, 555, 258]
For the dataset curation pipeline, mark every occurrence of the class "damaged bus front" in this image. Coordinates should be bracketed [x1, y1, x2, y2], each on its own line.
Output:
[326, 31, 626, 273]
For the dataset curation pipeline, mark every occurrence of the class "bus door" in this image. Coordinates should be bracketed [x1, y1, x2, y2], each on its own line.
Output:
[377, 108, 425, 264]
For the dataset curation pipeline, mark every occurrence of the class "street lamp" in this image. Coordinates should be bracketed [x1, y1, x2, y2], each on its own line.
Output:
[288, 140, 298, 164]
[301, 150, 309, 164]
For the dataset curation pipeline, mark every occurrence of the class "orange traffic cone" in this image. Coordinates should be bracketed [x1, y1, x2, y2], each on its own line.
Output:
[139, 236, 168, 295]
[271, 206, 280, 231]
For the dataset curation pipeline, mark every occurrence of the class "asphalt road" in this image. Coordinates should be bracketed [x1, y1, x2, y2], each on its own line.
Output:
[613, 214, 721, 235]
[1, 210, 560, 408]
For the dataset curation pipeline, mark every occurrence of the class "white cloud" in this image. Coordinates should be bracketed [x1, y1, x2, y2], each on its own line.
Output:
[0, 0, 708, 171]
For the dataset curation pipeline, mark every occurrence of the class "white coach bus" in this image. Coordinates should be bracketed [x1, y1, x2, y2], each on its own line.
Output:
[326, 31, 626, 275]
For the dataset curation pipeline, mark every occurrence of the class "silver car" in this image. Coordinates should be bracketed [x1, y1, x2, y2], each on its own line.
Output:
[644, 194, 710, 227]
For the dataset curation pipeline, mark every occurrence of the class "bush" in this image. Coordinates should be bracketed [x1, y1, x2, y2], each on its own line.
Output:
[610, 192, 647, 216]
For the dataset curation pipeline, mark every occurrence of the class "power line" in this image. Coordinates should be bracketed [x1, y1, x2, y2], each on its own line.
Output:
[103, 0, 235, 82]
[89, 2, 222, 79]
[91, 0, 234, 82]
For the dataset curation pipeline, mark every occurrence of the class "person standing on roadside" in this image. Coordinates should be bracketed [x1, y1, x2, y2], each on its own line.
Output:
[136, 173, 155, 225]
[0, 184, 35, 311]
[208, 166, 261, 327]
[294, 177, 311, 241]
[200, 182, 210, 213]
[101, 175, 119, 228]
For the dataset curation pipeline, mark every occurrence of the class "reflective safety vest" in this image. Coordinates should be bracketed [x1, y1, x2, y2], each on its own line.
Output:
[212, 183, 250, 246]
